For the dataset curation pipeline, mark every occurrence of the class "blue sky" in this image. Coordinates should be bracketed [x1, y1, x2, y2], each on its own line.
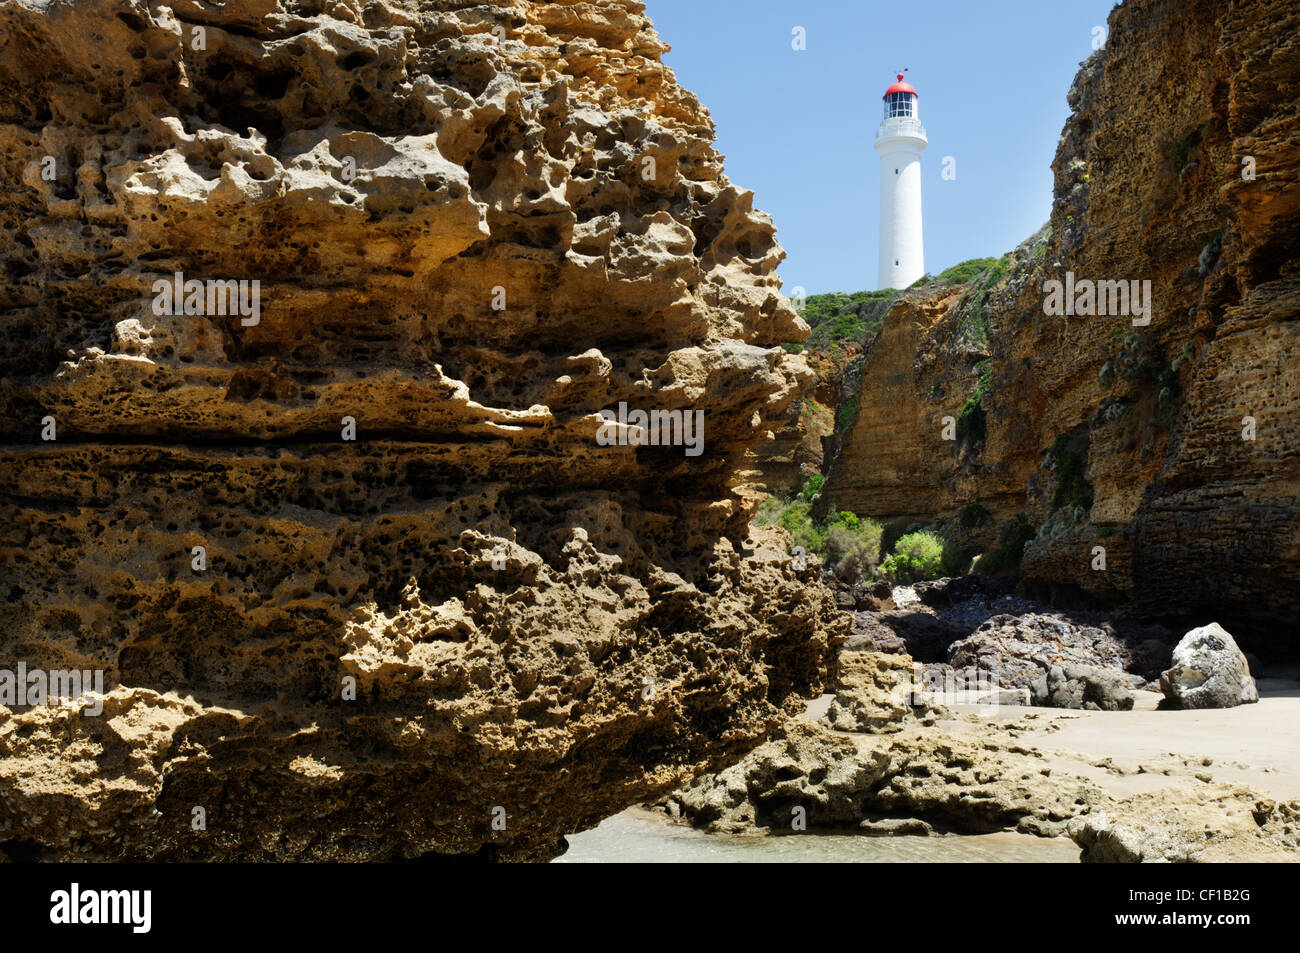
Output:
[645, 0, 1120, 294]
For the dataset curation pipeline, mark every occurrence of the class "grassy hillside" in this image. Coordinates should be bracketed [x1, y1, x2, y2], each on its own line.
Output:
[789, 256, 1008, 355]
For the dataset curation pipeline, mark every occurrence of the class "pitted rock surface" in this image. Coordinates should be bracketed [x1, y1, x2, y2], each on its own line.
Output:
[0, 0, 843, 861]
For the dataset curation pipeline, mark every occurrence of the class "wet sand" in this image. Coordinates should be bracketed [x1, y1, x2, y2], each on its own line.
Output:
[557, 806, 1081, 863]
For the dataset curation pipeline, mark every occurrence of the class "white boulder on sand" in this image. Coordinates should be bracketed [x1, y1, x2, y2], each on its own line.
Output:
[1160, 623, 1259, 710]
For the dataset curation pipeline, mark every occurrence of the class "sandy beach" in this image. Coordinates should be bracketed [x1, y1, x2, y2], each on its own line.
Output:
[939, 674, 1300, 804]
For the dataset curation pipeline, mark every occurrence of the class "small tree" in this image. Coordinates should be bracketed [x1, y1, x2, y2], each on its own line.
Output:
[880, 531, 945, 583]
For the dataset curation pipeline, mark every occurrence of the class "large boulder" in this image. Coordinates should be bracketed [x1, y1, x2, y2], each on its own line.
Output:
[1159, 623, 1259, 709]
[1033, 663, 1136, 711]
[948, 612, 1146, 699]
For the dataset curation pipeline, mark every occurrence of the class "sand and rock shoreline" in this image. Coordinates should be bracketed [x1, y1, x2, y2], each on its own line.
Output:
[1, 0, 1296, 865]
[646, 578, 1300, 863]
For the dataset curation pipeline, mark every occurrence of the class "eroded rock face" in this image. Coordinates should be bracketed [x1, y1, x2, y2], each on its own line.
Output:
[824, 651, 914, 733]
[0, 0, 843, 861]
[670, 718, 1105, 837]
[1072, 797, 1299, 863]
[735, 395, 832, 500]
[947, 612, 1160, 706]
[818, 284, 1000, 525]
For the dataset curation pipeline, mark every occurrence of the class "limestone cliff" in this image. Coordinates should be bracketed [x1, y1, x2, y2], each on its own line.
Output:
[734, 393, 832, 499]
[0, 0, 842, 860]
[822, 0, 1298, 650]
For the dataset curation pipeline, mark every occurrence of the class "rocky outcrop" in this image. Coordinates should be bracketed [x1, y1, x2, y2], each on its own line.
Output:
[735, 396, 832, 500]
[819, 0, 1300, 652]
[840, 576, 1175, 709]
[1160, 622, 1259, 709]
[670, 718, 1106, 838]
[1034, 663, 1136, 712]
[1072, 796, 1299, 863]
[668, 699, 1300, 861]
[947, 612, 1164, 704]
[0, 0, 843, 861]
[824, 650, 914, 732]
[818, 283, 1007, 526]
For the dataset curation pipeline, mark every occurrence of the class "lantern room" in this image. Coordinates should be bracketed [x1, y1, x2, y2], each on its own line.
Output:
[882, 74, 918, 120]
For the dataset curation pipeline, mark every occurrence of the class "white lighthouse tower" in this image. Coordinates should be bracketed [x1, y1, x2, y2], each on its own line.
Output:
[874, 72, 927, 289]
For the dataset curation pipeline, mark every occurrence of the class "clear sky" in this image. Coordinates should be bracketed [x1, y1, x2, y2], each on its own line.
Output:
[645, 0, 1121, 295]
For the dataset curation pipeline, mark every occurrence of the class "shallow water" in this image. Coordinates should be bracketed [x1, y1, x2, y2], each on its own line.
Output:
[555, 809, 1081, 863]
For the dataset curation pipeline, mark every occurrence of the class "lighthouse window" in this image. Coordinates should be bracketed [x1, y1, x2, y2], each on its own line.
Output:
[885, 92, 914, 118]
[895, 168, 899, 174]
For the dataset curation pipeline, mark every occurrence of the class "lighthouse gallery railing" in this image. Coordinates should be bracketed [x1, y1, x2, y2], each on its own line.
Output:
[875, 118, 927, 140]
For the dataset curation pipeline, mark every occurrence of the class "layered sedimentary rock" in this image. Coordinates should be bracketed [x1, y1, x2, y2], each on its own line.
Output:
[0, 0, 842, 861]
[822, 0, 1300, 650]
[739, 309, 869, 498]
[817, 281, 1010, 526]
[734, 394, 832, 499]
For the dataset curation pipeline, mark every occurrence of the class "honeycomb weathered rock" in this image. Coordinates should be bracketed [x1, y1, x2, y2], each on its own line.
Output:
[0, 0, 843, 861]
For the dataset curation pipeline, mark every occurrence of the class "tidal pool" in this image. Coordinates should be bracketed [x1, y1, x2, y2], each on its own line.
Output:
[554, 809, 1082, 863]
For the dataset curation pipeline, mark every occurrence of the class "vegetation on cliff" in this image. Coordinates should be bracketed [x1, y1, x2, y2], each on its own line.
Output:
[754, 479, 885, 583]
[789, 256, 1011, 358]
[787, 289, 900, 355]
[756, 477, 991, 587]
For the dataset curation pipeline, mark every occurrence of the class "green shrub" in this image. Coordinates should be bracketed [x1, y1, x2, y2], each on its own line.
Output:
[753, 494, 786, 525]
[879, 531, 945, 583]
[824, 519, 884, 582]
[958, 503, 992, 529]
[934, 257, 1001, 287]
[798, 473, 825, 503]
[1047, 433, 1093, 511]
[973, 514, 1036, 575]
[833, 510, 859, 530]
[752, 494, 883, 585]
[769, 499, 823, 553]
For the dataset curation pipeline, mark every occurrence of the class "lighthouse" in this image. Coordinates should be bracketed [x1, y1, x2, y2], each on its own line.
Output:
[874, 72, 927, 289]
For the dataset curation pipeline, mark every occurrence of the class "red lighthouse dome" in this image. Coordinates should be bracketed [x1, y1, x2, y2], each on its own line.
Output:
[883, 73, 917, 99]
